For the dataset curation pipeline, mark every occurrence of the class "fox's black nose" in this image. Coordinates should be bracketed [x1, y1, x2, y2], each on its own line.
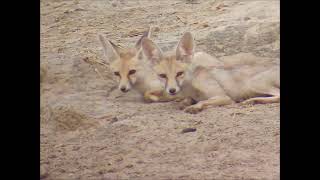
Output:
[169, 88, 176, 94]
[120, 87, 127, 92]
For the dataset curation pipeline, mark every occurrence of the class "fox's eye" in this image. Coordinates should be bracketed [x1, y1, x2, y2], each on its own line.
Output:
[128, 70, 136, 75]
[114, 72, 120, 76]
[158, 74, 167, 79]
[176, 71, 184, 77]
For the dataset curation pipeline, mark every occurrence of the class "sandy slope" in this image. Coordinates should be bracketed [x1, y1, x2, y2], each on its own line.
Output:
[41, 0, 280, 179]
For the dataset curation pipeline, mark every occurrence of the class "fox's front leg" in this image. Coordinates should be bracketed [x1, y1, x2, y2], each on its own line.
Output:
[178, 97, 197, 110]
[143, 90, 162, 103]
[184, 96, 234, 114]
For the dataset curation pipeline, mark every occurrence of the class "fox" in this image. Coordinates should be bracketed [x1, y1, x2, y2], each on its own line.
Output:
[98, 27, 182, 103]
[140, 32, 280, 113]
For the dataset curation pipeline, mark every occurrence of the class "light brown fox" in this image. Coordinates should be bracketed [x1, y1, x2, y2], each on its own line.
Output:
[98, 28, 182, 102]
[141, 32, 280, 113]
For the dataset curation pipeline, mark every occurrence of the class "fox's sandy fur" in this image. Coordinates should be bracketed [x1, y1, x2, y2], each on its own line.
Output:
[141, 32, 279, 113]
[98, 28, 182, 102]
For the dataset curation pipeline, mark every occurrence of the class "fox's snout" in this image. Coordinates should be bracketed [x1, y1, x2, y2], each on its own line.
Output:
[169, 88, 176, 94]
[166, 86, 180, 95]
[119, 84, 131, 93]
[118, 80, 131, 93]
[120, 86, 128, 92]
[165, 77, 181, 95]
[169, 88, 177, 95]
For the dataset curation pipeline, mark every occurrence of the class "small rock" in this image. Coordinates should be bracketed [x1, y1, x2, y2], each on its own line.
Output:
[115, 156, 123, 162]
[107, 168, 117, 173]
[60, 29, 68, 34]
[153, 26, 160, 32]
[181, 128, 197, 133]
[202, 23, 209, 28]
[57, 47, 64, 53]
[48, 154, 57, 159]
[127, 29, 144, 37]
[136, 160, 144, 164]
[98, 169, 106, 175]
[110, 117, 118, 124]
[186, 0, 200, 4]
[125, 164, 133, 168]
[72, 146, 80, 151]
[74, 8, 85, 12]
[230, 112, 245, 116]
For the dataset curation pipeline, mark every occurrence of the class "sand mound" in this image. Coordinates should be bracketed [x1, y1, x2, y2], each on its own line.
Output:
[47, 105, 97, 132]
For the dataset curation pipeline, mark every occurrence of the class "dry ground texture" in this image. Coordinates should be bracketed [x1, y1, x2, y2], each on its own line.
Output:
[40, 0, 280, 179]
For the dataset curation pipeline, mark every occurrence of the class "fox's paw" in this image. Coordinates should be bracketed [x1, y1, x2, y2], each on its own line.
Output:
[184, 104, 203, 114]
[239, 99, 256, 105]
[144, 90, 163, 103]
[178, 100, 192, 110]
[178, 105, 187, 110]
[144, 95, 160, 103]
[174, 97, 185, 102]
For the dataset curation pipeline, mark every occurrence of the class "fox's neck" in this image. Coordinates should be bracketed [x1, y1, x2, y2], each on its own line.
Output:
[132, 75, 150, 94]
[132, 65, 160, 95]
[184, 62, 199, 83]
[181, 65, 197, 94]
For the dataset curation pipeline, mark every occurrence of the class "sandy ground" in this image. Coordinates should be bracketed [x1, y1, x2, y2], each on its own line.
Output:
[40, 0, 280, 179]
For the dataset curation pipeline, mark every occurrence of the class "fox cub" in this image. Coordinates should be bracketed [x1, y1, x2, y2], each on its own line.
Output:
[98, 28, 182, 102]
[140, 32, 280, 113]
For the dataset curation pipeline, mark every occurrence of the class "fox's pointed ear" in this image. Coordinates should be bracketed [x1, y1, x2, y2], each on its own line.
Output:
[135, 27, 152, 50]
[141, 37, 163, 65]
[98, 34, 121, 63]
[176, 32, 194, 63]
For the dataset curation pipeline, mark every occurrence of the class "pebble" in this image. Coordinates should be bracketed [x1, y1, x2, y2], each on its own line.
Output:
[181, 128, 197, 133]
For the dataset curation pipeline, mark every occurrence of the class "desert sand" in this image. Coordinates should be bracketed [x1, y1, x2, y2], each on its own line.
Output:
[40, 0, 280, 179]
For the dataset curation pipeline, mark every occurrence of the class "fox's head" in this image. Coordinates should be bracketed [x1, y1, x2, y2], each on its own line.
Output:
[99, 28, 151, 93]
[141, 32, 194, 96]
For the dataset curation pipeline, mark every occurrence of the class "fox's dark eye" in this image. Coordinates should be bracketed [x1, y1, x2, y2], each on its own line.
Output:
[176, 71, 184, 77]
[114, 72, 120, 76]
[129, 70, 136, 75]
[158, 74, 167, 78]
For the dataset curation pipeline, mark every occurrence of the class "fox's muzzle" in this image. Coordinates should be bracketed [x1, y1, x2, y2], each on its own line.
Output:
[118, 78, 132, 93]
[120, 86, 129, 92]
[166, 78, 181, 95]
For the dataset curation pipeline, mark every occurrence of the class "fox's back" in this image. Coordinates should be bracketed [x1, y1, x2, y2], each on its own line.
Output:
[218, 63, 278, 101]
[189, 61, 278, 102]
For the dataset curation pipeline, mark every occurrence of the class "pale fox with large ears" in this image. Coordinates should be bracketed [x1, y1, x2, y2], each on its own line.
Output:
[141, 32, 280, 113]
[98, 27, 182, 102]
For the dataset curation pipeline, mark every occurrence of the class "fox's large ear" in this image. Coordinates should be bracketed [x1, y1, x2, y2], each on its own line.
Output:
[98, 34, 121, 63]
[141, 37, 163, 65]
[176, 32, 194, 63]
[135, 27, 152, 50]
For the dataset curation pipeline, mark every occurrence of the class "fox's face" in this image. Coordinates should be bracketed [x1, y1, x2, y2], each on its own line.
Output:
[152, 54, 188, 95]
[99, 29, 150, 92]
[109, 49, 140, 92]
[141, 32, 194, 95]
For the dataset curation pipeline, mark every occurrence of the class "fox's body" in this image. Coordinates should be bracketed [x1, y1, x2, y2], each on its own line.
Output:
[183, 61, 279, 102]
[141, 32, 280, 113]
[98, 28, 181, 102]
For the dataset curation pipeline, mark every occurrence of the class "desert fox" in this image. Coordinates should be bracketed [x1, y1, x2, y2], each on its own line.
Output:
[98, 28, 182, 102]
[141, 32, 280, 113]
